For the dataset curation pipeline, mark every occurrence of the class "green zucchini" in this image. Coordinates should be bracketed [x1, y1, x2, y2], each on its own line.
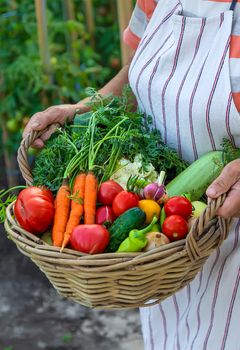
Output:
[106, 207, 146, 252]
[166, 151, 225, 201]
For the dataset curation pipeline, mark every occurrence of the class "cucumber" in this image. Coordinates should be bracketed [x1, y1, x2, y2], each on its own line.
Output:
[106, 207, 146, 252]
[166, 151, 225, 201]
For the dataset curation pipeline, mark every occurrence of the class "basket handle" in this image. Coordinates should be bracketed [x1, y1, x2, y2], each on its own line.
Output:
[186, 193, 230, 262]
[17, 123, 60, 186]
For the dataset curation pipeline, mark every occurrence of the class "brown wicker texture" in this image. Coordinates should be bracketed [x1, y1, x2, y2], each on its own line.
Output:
[4, 128, 231, 309]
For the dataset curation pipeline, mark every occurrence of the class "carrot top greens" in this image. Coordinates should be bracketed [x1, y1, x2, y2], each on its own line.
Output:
[33, 86, 188, 193]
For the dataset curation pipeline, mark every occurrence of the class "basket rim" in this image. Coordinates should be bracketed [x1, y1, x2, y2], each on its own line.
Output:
[5, 201, 186, 259]
[5, 198, 230, 267]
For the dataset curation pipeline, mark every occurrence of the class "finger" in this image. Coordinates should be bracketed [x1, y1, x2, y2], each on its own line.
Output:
[31, 138, 45, 149]
[23, 111, 48, 138]
[40, 124, 58, 142]
[216, 187, 240, 218]
[206, 162, 240, 199]
[206, 176, 230, 198]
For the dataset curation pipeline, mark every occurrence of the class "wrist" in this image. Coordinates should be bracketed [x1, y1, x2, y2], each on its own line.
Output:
[75, 97, 91, 113]
[64, 103, 89, 122]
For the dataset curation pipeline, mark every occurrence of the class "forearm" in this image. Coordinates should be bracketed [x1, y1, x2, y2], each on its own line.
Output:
[75, 54, 137, 111]
[98, 62, 131, 96]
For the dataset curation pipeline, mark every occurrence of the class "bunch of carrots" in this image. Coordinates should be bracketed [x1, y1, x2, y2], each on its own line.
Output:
[52, 172, 98, 251]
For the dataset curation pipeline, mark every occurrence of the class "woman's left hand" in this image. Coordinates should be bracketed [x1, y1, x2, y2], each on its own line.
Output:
[206, 159, 240, 218]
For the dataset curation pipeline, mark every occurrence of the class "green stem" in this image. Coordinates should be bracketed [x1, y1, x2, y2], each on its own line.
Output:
[157, 171, 166, 186]
[88, 119, 128, 170]
[89, 134, 125, 170]
[0, 185, 27, 198]
[131, 216, 158, 236]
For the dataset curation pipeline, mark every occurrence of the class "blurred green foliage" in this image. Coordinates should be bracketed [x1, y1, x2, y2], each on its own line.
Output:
[0, 0, 121, 154]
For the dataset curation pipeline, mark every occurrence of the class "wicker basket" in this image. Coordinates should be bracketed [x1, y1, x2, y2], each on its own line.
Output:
[4, 128, 231, 309]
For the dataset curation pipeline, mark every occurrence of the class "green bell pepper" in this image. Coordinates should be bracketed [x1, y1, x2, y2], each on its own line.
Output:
[117, 216, 158, 252]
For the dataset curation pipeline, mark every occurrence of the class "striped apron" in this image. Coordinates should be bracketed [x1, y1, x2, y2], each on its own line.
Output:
[128, 0, 240, 349]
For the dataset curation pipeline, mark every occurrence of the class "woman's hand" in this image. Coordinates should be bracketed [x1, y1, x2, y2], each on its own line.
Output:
[206, 159, 240, 218]
[23, 102, 88, 148]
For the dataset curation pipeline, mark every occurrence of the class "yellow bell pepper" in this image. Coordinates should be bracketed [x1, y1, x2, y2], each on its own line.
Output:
[138, 199, 161, 224]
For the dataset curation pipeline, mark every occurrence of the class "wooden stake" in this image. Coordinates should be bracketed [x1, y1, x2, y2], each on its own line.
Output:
[116, 0, 133, 66]
[62, 0, 79, 64]
[35, 0, 52, 79]
[84, 0, 95, 48]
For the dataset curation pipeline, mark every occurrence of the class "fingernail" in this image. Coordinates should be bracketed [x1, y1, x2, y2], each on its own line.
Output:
[207, 188, 217, 197]
[32, 122, 40, 128]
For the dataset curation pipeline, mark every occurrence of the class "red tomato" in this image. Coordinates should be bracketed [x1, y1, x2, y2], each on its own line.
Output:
[98, 180, 124, 205]
[70, 224, 110, 254]
[14, 187, 55, 234]
[112, 191, 139, 217]
[96, 206, 116, 226]
[164, 196, 192, 219]
[162, 215, 188, 241]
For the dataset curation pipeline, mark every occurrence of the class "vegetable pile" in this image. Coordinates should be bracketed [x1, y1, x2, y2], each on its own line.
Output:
[4, 88, 240, 255]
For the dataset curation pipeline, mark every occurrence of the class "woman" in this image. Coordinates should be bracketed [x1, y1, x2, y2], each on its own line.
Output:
[24, 0, 240, 348]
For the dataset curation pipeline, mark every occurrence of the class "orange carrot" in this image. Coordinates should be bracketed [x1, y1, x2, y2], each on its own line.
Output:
[84, 172, 98, 224]
[52, 179, 71, 247]
[61, 173, 86, 251]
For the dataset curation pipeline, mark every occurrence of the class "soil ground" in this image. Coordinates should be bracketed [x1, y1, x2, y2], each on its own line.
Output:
[0, 224, 144, 350]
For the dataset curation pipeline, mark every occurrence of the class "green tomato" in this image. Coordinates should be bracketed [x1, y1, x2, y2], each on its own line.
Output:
[6, 119, 19, 133]
[191, 201, 207, 218]
[50, 57, 57, 65]
[27, 147, 39, 156]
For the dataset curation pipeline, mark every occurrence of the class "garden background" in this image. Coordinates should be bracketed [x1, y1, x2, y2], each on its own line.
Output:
[0, 1, 144, 349]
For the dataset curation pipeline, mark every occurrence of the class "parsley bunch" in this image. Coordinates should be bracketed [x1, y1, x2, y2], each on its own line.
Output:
[33, 87, 188, 193]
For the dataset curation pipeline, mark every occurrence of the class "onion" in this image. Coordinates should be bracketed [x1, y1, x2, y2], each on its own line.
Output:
[143, 171, 167, 202]
[143, 232, 170, 251]
[143, 182, 165, 201]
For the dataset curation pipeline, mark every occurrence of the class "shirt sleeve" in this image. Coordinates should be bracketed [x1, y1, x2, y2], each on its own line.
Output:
[123, 0, 158, 49]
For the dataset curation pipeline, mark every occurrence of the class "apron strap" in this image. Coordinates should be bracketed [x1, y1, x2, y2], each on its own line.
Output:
[230, 0, 238, 11]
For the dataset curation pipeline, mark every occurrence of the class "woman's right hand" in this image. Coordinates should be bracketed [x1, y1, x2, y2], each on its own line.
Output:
[23, 102, 88, 148]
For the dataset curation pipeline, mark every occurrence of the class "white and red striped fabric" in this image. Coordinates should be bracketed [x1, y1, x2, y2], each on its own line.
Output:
[124, 0, 240, 112]
[126, 0, 240, 349]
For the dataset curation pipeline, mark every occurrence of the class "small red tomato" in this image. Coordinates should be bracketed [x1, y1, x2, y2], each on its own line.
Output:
[96, 206, 116, 226]
[98, 180, 124, 206]
[70, 224, 110, 254]
[164, 196, 192, 219]
[162, 214, 188, 241]
[112, 191, 139, 217]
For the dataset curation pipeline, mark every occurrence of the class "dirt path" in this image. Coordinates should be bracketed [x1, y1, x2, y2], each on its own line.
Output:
[0, 225, 144, 350]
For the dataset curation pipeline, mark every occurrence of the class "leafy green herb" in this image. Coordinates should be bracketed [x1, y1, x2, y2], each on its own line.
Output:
[222, 138, 240, 164]
[33, 87, 188, 193]
[0, 186, 26, 223]
[32, 128, 77, 192]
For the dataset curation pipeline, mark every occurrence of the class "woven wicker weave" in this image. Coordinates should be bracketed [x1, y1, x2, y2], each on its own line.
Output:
[4, 128, 231, 309]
